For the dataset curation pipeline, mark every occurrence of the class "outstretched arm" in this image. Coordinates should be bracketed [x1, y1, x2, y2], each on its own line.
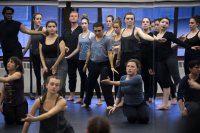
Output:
[22, 98, 40, 133]
[22, 98, 66, 122]
[101, 79, 120, 86]
[20, 24, 43, 35]
[0, 72, 22, 83]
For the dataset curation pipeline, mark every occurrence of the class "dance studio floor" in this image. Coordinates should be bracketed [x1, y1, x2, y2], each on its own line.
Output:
[0, 96, 185, 133]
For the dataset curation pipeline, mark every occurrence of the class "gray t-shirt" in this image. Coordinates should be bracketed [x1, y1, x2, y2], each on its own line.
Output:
[117, 74, 144, 106]
[90, 36, 112, 63]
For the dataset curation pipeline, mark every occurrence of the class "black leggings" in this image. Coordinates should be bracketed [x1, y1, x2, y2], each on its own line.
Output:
[123, 102, 149, 124]
[2, 100, 28, 125]
[31, 54, 42, 95]
[78, 60, 101, 99]
[157, 55, 181, 88]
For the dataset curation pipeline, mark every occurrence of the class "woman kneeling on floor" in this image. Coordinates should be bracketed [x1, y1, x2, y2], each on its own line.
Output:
[0, 56, 28, 125]
[101, 59, 149, 124]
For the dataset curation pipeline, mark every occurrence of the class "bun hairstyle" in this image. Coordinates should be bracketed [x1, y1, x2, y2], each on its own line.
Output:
[81, 14, 89, 24]
[113, 16, 122, 28]
[191, 15, 200, 26]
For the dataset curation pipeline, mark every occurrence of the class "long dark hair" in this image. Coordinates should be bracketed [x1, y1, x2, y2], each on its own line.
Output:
[8, 56, 24, 73]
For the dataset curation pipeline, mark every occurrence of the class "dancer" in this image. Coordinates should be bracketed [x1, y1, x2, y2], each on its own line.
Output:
[0, 6, 44, 73]
[104, 15, 115, 37]
[155, 17, 196, 110]
[62, 11, 83, 101]
[23, 13, 46, 96]
[177, 60, 200, 117]
[112, 17, 124, 107]
[101, 59, 149, 124]
[82, 22, 116, 109]
[0, 57, 28, 125]
[140, 17, 155, 102]
[39, 20, 67, 96]
[66, 14, 102, 105]
[22, 76, 74, 133]
[182, 15, 200, 75]
[117, 12, 162, 76]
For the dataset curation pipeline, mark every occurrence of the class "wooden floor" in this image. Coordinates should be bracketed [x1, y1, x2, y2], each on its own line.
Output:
[0, 96, 189, 133]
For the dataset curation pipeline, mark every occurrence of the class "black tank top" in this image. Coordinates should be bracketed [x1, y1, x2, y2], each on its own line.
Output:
[121, 27, 140, 55]
[39, 96, 70, 133]
[184, 31, 200, 56]
[3, 74, 25, 106]
[40, 37, 61, 58]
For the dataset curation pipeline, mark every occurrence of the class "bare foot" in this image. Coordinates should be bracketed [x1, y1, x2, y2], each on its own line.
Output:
[156, 104, 169, 110]
[67, 96, 74, 101]
[171, 98, 177, 105]
[81, 103, 89, 108]
[96, 99, 102, 106]
[73, 99, 83, 104]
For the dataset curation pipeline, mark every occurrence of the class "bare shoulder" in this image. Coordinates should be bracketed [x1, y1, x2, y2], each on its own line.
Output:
[57, 97, 67, 105]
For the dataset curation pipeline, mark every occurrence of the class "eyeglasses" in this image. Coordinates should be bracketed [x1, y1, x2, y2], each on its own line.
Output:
[94, 30, 102, 33]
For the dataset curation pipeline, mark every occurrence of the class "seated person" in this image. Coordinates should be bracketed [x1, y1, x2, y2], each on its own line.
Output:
[22, 76, 74, 133]
[178, 60, 200, 117]
[101, 59, 149, 124]
[0, 56, 28, 125]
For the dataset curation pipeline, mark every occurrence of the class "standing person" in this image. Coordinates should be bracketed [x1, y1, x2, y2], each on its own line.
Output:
[66, 14, 102, 105]
[0, 56, 28, 125]
[117, 12, 158, 76]
[152, 18, 177, 104]
[177, 60, 200, 117]
[22, 76, 74, 133]
[39, 20, 67, 96]
[140, 17, 155, 102]
[0, 6, 44, 73]
[85, 116, 111, 133]
[62, 11, 83, 101]
[104, 15, 115, 37]
[101, 59, 149, 124]
[112, 17, 124, 107]
[182, 16, 200, 75]
[23, 13, 46, 96]
[154, 17, 196, 110]
[82, 22, 117, 109]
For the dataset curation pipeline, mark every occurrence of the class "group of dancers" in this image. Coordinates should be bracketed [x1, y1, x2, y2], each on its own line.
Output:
[0, 6, 200, 133]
